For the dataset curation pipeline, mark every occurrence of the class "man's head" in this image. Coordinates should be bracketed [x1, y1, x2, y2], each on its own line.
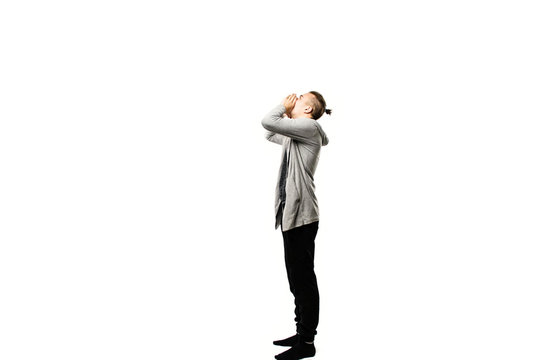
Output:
[289, 91, 332, 120]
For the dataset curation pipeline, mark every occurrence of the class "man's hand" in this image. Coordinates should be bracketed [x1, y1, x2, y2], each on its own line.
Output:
[282, 94, 297, 117]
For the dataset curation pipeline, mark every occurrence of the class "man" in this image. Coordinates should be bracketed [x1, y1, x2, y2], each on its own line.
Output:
[261, 91, 331, 360]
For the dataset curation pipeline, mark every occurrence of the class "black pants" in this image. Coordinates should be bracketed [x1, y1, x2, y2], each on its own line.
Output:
[281, 220, 320, 343]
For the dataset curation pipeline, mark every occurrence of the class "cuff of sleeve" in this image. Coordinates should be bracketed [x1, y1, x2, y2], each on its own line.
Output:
[276, 104, 286, 113]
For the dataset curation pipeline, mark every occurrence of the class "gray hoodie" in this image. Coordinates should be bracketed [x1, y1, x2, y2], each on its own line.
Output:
[261, 104, 329, 231]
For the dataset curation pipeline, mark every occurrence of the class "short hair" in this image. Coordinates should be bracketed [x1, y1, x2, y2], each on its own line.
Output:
[308, 91, 332, 120]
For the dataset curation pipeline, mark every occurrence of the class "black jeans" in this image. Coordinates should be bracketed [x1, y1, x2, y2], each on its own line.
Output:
[281, 220, 320, 343]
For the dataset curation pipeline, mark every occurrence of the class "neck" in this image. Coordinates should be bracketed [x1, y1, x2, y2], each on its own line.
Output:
[291, 113, 313, 119]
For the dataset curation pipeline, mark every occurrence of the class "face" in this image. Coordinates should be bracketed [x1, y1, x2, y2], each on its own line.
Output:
[291, 93, 315, 118]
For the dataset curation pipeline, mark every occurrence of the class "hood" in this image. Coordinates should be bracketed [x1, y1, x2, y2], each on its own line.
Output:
[314, 122, 329, 146]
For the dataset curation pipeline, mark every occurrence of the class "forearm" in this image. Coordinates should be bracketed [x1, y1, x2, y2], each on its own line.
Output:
[261, 104, 287, 131]
[261, 104, 317, 143]
[265, 130, 285, 145]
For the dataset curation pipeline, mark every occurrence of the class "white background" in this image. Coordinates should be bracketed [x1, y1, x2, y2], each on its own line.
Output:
[1, 1, 539, 359]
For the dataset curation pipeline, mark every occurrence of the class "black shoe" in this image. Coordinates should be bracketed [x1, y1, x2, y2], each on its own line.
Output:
[273, 334, 299, 347]
[275, 341, 316, 360]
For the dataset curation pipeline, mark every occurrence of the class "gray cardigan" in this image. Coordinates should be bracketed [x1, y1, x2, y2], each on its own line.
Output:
[261, 104, 329, 231]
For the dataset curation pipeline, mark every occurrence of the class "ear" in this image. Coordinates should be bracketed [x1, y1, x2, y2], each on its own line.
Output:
[304, 106, 313, 115]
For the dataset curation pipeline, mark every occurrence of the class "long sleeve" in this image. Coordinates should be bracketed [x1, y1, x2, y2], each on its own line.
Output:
[261, 104, 319, 145]
[265, 130, 286, 145]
